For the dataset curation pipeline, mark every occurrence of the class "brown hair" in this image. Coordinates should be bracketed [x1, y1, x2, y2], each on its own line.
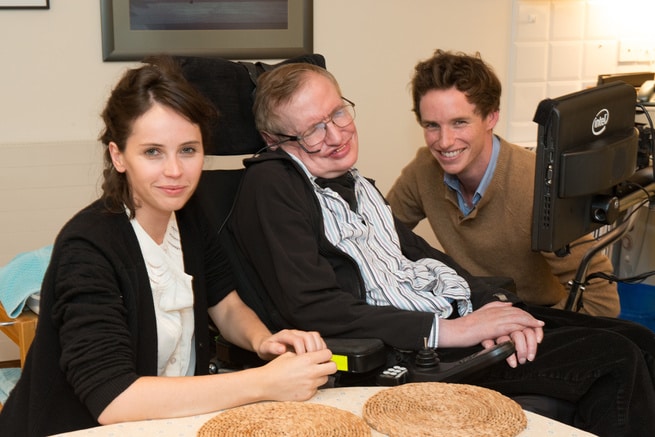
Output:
[411, 49, 501, 121]
[98, 55, 217, 217]
[253, 63, 341, 135]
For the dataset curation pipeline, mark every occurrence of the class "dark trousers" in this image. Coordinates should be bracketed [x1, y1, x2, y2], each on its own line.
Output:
[441, 305, 655, 437]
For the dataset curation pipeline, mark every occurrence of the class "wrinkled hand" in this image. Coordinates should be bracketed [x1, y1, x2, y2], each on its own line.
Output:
[476, 302, 544, 368]
[481, 324, 543, 368]
[439, 301, 544, 350]
[259, 349, 337, 402]
[440, 301, 545, 368]
[257, 329, 328, 360]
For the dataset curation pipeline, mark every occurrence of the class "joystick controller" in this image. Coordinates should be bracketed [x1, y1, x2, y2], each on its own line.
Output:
[376, 339, 516, 386]
[410, 340, 516, 383]
[415, 337, 440, 368]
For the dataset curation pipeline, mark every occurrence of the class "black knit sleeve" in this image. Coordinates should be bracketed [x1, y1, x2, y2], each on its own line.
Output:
[50, 223, 142, 419]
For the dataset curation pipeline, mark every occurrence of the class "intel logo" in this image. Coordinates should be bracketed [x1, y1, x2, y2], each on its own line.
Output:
[592, 109, 609, 135]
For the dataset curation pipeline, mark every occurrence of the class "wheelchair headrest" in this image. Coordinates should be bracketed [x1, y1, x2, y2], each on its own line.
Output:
[174, 54, 326, 156]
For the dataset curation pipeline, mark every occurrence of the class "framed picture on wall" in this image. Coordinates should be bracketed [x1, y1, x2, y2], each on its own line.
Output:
[100, 0, 313, 61]
[0, 0, 49, 8]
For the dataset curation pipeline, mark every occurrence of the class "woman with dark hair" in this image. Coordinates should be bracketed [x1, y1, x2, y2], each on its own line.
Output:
[0, 56, 335, 436]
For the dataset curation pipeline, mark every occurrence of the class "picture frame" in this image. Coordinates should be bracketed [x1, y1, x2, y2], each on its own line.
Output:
[0, 0, 49, 9]
[100, 0, 313, 62]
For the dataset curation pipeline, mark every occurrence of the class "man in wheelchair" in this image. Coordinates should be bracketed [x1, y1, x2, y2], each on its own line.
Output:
[226, 61, 655, 437]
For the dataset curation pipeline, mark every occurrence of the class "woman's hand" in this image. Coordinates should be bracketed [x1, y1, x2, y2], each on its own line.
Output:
[99, 348, 337, 424]
[256, 349, 337, 401]
[256, 329, 328, 360]
[211, 292, 331, 360]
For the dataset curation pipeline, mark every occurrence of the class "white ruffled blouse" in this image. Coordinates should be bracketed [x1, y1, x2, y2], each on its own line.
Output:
[131, 213, 196, 376]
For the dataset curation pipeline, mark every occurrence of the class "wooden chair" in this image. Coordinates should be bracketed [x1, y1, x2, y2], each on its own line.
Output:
[0, 303, 36, 411]
[0, 302, 37, 368]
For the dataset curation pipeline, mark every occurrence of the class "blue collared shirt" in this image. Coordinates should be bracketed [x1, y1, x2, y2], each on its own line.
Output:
[444, 135, 500, 216]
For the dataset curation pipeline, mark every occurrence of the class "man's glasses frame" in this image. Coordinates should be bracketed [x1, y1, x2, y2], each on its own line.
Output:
[271, 97, 356, 154]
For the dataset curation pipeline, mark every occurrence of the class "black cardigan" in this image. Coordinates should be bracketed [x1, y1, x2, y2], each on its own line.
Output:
[0, 196, 234, 436]
[230, 149, 520, 352]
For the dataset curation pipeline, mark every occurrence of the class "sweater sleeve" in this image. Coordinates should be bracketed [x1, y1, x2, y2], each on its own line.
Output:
[231, 160, 435, 351]
[50, 231, 141, 419]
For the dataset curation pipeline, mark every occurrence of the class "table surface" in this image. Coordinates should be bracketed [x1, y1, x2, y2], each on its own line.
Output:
[52, 386, 596, 437]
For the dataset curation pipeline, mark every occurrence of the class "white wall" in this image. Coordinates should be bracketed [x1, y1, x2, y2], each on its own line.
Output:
[0, 0, 514, 361]
[0, 1, 515, 180]
[508, 0, 655, 146]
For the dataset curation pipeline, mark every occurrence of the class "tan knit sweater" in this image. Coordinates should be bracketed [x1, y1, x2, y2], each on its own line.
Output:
[387, 138, 620, 317]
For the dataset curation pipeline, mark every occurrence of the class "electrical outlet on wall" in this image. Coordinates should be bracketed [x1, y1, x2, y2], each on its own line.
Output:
[619, 40, 655, 63]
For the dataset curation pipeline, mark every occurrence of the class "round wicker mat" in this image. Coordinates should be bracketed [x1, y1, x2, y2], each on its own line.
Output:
[197, 401, 371, 436]
[363, 383, 526, 437]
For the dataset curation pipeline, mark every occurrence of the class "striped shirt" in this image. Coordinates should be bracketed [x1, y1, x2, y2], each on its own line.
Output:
[290, 156, 472, 347]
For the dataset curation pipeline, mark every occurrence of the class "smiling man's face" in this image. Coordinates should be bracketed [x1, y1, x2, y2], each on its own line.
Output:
[419, 87, 498, 181]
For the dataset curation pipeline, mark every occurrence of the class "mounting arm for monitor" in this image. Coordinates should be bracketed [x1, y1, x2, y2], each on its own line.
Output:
[565, 178, 655, 311]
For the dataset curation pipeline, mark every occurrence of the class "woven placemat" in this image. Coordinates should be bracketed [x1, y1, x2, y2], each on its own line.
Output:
[363, 383, 526, 437]
[197, 401, 371, 436]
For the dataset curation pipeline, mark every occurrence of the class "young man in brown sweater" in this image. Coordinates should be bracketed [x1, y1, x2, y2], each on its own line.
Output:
[387, 49, 619, 317]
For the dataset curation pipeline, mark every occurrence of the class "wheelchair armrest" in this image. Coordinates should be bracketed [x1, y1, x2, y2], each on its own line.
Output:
[324, 337, 387, 373]
[213, 334, 387, 374]
[213, 334, 515, 386]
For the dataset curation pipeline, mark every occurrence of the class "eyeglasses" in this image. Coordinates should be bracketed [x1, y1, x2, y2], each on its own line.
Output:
[272, 97, 356, 153]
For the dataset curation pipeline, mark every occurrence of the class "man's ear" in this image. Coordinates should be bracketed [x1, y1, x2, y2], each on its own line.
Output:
[108, 142, 127, 173]
[486, 110, 500, 130]
[260, 132, 278, 149]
